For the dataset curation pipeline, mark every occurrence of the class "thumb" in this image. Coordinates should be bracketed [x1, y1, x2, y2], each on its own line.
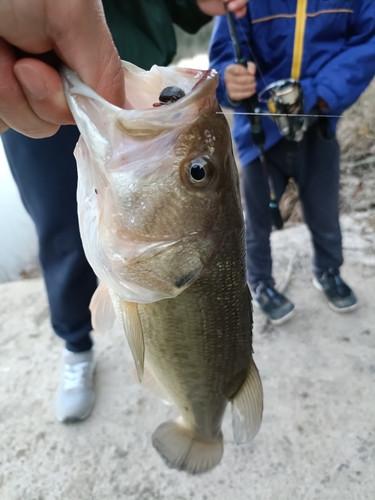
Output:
[247, 62, 257, 76]
[50, 0, 125, 109]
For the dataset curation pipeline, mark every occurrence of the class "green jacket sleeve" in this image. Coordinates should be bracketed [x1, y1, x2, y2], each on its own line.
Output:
[164, 0, 212, 34]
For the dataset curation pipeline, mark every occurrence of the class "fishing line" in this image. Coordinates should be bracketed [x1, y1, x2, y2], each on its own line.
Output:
[235, 16, 269, 89]
[216, 111, 342, 118]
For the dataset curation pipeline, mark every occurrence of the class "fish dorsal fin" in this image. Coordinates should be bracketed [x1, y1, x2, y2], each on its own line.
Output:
[231, 357, 263, 444]
[120, 301, 145, 382]
[89, 283, 116, 333]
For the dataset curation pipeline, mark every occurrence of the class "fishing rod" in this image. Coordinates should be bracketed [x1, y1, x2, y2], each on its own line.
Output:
[225, 6, 265, 149]
[225, 6, 283, 230]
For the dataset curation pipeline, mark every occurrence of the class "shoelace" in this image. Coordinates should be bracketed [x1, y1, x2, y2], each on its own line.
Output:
[63, 361, 91, 391]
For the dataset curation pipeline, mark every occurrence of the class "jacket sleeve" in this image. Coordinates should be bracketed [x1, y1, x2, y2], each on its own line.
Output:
[208, 15, 253, 111]
[164, 0, 212, 34]
[315, 1, 375, 115]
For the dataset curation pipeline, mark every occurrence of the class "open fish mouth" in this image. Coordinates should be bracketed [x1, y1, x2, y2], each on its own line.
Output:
[63, 62, 219, 137]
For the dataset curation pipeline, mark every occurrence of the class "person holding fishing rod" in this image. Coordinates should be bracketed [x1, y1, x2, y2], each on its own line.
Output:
[209, 1, 375, 325]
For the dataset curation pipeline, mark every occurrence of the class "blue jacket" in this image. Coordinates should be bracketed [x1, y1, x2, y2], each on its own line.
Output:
[209, 1, 375, 166]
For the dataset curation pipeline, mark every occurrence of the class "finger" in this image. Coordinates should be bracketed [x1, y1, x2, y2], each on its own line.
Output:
[0, 38, 60, 137]
[228, 83, 256, 95]
[226, 84, 257, 99]
[247, 62, 257, 75]
[226, 0, 248, 18]
[226, 74, 256, 86]
[0, 118, 9, 134]
[14, 59, 74, 125]
[225, 74, 256, 93]
[227, 83, 256, 101]
[228, 89, 256, 100]
[50, 0, 125, 109]
[227, 64, 251, 77]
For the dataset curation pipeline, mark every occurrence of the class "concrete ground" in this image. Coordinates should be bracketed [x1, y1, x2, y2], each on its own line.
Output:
[1, 214, 374, 500]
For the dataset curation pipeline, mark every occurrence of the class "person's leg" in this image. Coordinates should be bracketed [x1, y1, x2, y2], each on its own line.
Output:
[294, 120, 357, 311]
[1, 126, 98, 421]
[294, 121, 343, 274]
[242, 140, 294, 324]
[2, 126, 97, 351]
[242, 157, 274, 289]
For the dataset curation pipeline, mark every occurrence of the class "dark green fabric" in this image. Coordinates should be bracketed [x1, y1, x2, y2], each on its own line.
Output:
[163, 0, 211, 34]
[102, 0, 211, 70]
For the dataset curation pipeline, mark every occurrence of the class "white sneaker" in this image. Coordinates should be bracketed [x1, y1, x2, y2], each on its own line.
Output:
[56, 348, 96, 423]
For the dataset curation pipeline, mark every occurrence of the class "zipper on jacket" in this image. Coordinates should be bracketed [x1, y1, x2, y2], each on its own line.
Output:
[291, 0, 308, 79]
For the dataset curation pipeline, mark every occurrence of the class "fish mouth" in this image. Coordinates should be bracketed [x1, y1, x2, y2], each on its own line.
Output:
[122, 62, 218, 111]
[117, 63, 219, 138]
[62, 62, 219, 140]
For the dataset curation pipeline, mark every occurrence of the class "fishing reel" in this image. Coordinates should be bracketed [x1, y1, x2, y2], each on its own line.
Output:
[258, 79, 308, 142]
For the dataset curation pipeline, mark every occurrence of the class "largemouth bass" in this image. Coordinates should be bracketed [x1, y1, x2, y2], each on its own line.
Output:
[63, 62, 263, 474]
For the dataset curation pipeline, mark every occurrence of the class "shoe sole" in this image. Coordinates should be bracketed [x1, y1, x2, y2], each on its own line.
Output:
[58, 401, 95, 424]
[253, 299, 295, 325]
[312, 278, 358, 313]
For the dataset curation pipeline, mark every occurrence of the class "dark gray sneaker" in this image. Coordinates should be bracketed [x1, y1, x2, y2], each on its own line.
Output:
[313, 268, 358, 313]
[253, 283, 295, 325]
[56, 349, 96, 423]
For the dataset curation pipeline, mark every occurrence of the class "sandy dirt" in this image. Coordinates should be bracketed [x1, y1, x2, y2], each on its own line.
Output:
[1, 213, 374, 500]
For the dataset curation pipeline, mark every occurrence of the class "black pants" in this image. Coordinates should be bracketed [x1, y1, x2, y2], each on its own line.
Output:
[2, 126, 97, 352]
[242, 120, 343, 290]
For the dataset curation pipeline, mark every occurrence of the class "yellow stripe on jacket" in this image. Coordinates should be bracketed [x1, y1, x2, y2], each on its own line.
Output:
[291, 0, 308, 80]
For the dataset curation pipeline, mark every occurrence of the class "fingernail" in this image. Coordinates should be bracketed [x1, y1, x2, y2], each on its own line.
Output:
[14, 63, 49, 100]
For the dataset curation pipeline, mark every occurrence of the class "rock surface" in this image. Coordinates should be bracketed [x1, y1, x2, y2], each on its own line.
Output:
[1, 215, 374, 500]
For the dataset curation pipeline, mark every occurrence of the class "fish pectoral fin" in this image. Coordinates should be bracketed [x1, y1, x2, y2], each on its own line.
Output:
[120, 301, 145, 382]
[89, 283, 116, 333]
[152, 418, 223, 475]
[231, 357, 263, 444]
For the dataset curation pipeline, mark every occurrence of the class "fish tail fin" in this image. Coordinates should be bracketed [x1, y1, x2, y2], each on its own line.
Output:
[152, 418, 223, 474]
[231, 357, 263, 444]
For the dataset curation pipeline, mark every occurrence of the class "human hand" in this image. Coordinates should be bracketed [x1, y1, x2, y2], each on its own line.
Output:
[198, 0, 248, 18]
[0, 0, 125, 138]
[224, 62, 256, 101]
[317, 97, 329, 111]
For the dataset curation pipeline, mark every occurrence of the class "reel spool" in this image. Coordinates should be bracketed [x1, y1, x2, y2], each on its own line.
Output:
[258, 79, 308, 142]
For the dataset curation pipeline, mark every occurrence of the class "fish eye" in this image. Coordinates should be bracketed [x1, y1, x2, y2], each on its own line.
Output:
[189, 163, 206, 182]
[186, 156, 214, 187]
